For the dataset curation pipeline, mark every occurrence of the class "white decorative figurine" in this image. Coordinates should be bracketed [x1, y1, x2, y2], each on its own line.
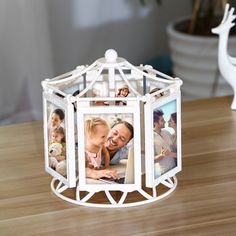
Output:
[212, 4, 236, 110]
[41, 49, 183, 208]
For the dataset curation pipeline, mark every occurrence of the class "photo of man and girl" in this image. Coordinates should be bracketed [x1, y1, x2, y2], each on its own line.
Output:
[47, 104, 67, 176]
[83, 114, 134, 184]
[45, 96, 135, 185]
[153, 100, 177, 179]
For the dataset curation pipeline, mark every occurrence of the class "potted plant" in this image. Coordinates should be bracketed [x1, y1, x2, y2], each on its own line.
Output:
[166, 0, 236, 100]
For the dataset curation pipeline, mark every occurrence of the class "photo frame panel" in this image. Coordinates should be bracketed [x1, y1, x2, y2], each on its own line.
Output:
[76, 99, 142, 192]
[43, 92, 76, 188]
[145, 89, 182, 188]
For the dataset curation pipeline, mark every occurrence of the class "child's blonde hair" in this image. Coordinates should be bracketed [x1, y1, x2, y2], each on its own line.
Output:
[85, 117, 110, 137]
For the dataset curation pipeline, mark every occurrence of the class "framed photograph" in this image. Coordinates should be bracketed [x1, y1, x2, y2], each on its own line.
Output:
[144, 90, 182, 187]
[77, 99, 141, 192]
[43, 92, 76, 187]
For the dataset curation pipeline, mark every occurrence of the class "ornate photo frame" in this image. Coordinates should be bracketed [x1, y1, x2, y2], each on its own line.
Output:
[43, 92, 76, 187]
[144, 89, 182, 187]
[76, 99, 141, 192]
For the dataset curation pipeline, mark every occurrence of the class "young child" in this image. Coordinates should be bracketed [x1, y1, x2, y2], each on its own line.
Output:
[48, 126, 67, 175]
[115, 85, 130, 106]
[84, 117, 110, 169]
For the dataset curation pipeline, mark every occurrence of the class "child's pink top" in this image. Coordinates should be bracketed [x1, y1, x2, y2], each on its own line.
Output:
[85, 149, 102, 169]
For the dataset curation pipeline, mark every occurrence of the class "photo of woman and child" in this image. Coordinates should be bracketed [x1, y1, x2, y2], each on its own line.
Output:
[153, 100, 177, 179]
[84, 116, 134, 184]
[115, 84, 130, 106]
[47, 107, 67, 176]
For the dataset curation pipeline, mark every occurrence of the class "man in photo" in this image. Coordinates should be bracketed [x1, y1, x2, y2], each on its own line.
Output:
[105, 120, 133, 164]
[153, 109, 177, 177]
[86, 120, 134, 180]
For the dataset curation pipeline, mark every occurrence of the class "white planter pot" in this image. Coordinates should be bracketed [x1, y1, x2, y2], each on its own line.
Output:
[167, 18, 236, 100]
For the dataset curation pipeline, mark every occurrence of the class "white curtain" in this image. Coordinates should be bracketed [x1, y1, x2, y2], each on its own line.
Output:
[0, 0, 191, 125]
[0, 0, 54, 124]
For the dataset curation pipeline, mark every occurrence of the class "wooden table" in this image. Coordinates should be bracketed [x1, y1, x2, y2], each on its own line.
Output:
[1, 96, 236, 235]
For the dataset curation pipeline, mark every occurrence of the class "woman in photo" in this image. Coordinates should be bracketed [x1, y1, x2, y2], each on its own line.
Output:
[115, 84, 130, 106]
[168, 112, 177, 164]
[48, 108, 65, 141]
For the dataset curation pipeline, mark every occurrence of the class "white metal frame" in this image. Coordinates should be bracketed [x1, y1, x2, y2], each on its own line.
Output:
[144, 88, 182, 188]
[41, 49, 183, 208]
[50, 176, 177, 208]
[43, 92, 76, 187]
[76, 99, 142, 192]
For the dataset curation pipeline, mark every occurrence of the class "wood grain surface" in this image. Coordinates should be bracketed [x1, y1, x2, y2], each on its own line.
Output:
[0, 96, 236, 235]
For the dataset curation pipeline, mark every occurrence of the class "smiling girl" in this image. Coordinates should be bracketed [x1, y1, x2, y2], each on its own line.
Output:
[85, 117, 110, 169]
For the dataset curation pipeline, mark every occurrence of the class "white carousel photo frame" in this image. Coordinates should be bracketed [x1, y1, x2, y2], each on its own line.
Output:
[43, 92, 76, 187]
[41, 49, 183, 207]
[76, 99, 142, 192]
[144, 89, 182, 188]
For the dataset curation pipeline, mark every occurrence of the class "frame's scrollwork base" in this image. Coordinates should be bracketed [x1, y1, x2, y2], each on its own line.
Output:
[50, 176, 178, 208]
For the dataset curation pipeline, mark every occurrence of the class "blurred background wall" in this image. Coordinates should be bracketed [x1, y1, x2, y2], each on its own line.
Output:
[0, 0, 191, 125]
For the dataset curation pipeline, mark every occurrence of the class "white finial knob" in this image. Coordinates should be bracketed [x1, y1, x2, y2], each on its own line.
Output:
[105, 49, 118, 62]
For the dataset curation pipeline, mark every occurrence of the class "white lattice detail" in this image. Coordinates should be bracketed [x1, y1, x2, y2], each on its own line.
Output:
[51, 176, 178, 208]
